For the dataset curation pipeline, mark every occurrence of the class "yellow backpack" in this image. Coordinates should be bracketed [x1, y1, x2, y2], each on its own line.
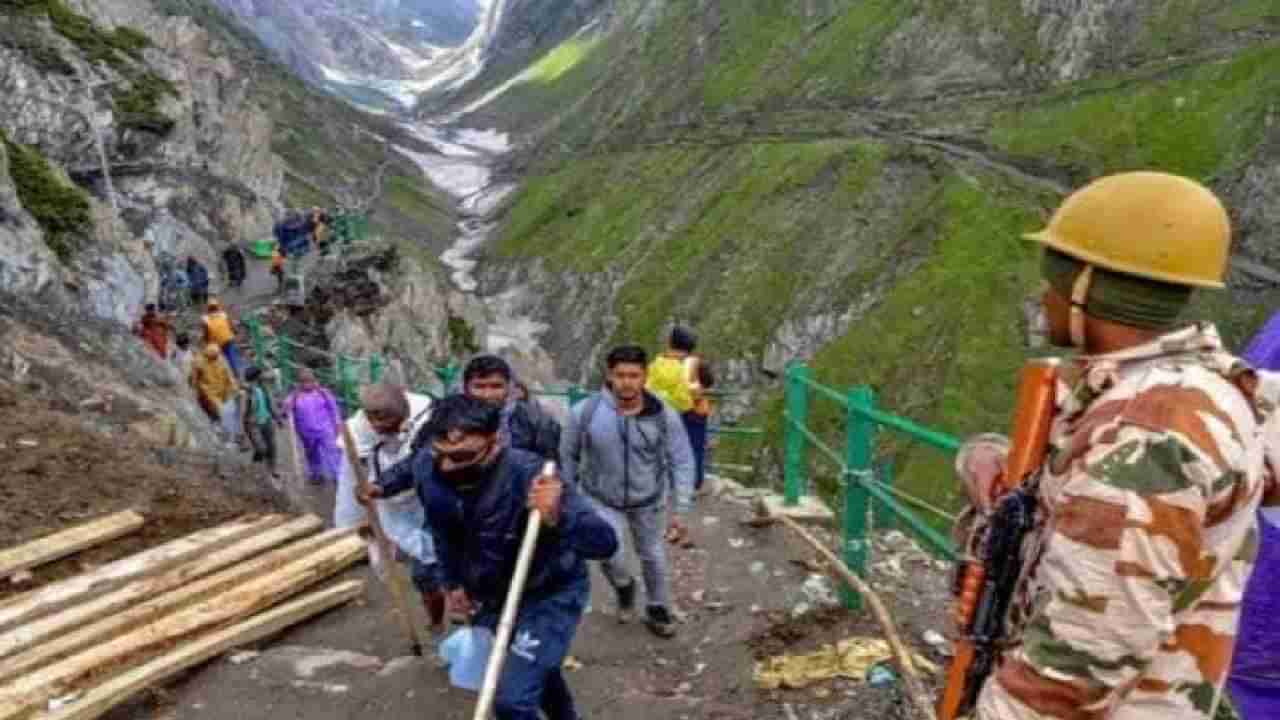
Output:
[646, 354, 694, 412]
[204, 312, 234, 347]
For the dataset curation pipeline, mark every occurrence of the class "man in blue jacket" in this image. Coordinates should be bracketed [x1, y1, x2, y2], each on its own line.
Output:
[363, 394, 616, 720]
[463, 354, 561, 463]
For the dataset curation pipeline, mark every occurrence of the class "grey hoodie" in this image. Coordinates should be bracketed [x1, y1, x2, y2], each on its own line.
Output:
[560, 388, 694, 514]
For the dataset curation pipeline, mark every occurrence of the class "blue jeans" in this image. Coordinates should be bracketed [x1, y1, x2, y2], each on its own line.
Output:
[222, 342, 244, 378]
[681, 412, 708, 490]
[476, 577, 588, 720]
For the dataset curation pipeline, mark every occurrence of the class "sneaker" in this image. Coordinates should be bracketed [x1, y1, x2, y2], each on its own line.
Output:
[615, 579, 637, 624]
[645, 605, 677, 638]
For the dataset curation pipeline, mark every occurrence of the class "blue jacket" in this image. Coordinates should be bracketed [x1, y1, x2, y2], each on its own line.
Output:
[378, 447, 617, 609]
[186, 260, 209, 290]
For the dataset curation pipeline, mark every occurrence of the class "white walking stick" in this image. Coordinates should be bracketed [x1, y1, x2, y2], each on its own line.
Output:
[472, 461, 555, 720]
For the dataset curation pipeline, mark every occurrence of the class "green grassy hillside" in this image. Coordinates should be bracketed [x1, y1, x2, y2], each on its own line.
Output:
[476, 0, 1280, 511]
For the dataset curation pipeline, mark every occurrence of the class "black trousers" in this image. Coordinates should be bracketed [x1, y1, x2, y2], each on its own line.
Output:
[249, 421, 277, 473]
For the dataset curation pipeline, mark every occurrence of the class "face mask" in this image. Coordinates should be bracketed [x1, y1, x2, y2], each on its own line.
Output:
[437, 462, 489, 489]
[435, 442, 496, 488]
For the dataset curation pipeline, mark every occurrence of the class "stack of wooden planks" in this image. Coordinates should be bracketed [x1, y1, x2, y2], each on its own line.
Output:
[0, 511, 367, 720]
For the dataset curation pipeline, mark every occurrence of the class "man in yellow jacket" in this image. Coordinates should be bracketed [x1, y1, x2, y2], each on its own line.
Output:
[647, 327, 713, 505]
[201, 300, 243, 378]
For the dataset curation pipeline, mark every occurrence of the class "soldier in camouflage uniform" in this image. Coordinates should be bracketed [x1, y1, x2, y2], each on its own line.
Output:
[956, 172, 1280, 720]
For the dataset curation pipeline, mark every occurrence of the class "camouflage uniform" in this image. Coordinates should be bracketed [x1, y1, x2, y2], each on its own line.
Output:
[977, 323, 1280, 720]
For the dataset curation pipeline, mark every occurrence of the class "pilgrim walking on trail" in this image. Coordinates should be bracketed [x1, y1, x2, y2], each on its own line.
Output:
[363, 395, 618, 720]
[285, 367, 344, 485]
[561, 345, 695, 639]
[342, 383, 445, 629]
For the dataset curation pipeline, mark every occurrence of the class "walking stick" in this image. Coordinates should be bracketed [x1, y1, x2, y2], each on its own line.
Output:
[287, 417, 306, 484]
[472, 462, 555, 720]
[339, 421, 433, 657]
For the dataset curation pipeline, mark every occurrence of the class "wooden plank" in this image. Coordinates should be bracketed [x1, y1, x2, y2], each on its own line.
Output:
[0, 515, 285, 635]
[0, 511, 145, 579]
[0, 514, 325, 667]
[38, 580, 364, 720]
[0, 525, 355, 684]
[0, 534, 366, 716]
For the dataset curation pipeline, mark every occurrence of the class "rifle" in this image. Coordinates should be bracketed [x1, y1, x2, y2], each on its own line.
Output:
[937, 357, 1059, 720]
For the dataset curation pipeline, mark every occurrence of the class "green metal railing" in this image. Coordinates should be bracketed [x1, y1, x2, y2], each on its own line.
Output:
[782, 363, 961, 609]
[245, 315, 389, 416]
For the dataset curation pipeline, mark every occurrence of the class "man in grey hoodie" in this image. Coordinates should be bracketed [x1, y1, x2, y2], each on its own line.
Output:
[561, 345, 695, 638]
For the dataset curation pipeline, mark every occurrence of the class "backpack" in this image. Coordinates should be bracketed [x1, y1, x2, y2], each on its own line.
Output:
[646, 354, 694, 412]
[574, 393, 672, 505]
[204, 312, 234, 347]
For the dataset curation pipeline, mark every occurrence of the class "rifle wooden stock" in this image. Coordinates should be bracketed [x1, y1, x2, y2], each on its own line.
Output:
[938, 358, 1059, 720]
[938, 640, 977, 720]
[1000, 358, 1060, 494]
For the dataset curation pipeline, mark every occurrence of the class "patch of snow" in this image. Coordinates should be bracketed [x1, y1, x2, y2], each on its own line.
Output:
[448, 19, 603, 121]
[263, 645, 383, 678]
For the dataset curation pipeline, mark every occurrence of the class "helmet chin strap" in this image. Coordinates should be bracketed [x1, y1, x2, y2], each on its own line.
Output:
[1069, 265, 1094, 349]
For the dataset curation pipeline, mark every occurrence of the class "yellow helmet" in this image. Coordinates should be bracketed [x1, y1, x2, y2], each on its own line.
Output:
[1026, 171, 1231, 289]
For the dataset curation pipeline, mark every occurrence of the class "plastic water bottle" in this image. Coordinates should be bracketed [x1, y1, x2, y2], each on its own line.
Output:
[439, 626, 494, 691]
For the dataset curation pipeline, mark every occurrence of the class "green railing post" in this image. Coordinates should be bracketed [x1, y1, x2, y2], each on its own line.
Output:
[369, 354, 385, 383]
[246, 315, 265, 368]
[842, 385, 876, 610]
[277, 335, 294, 390]
[336, 355, 357, 414]
[783, 363, 812, 507]
[875, 459, 897, 532]
[435, 363, 460, 394]
[568, 385, 588, 408]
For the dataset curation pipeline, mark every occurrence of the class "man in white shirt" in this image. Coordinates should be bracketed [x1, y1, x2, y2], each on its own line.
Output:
[339, 383, 443, 629]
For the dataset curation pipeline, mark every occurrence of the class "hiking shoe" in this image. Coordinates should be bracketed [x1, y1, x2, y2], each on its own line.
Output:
[645, 605, 677, 638]
[615, 579, 637, 624]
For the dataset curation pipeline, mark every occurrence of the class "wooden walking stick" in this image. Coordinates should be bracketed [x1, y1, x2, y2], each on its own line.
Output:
[472, 461, 556, 720]
[287, 417, 306, 483]
[775, 514, 938, 720]
[339, 421, 433, 657]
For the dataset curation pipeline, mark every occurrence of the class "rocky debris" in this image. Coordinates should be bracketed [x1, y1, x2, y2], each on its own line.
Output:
[0, 289, 219, 451]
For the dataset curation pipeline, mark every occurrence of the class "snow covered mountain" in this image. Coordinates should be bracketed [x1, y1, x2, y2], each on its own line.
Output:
[208, 0, 484, 109]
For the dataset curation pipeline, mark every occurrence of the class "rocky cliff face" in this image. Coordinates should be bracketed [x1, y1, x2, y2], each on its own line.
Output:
[0, 0, 285, 449]
[324, 251, 489, 392]
[1, 0, 283, 327]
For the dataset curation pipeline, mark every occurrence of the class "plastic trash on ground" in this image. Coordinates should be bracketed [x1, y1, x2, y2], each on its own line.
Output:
[866, 661, 897, 688]
[439, 626, 494, 692]
[754, 637, 936, 690]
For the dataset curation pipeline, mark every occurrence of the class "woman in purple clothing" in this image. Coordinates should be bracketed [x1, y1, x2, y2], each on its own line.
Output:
[1230, 314, 1280, 719]
[285, 368, 344, 484]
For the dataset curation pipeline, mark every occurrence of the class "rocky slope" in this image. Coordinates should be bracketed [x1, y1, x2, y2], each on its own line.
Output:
[0, 0, 470, 451]
[448, 0, 1280, 509]
[0, 0, 289, 448]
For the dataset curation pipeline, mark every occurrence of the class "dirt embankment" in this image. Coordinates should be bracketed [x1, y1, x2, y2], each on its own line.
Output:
[0, 382, 290, 598]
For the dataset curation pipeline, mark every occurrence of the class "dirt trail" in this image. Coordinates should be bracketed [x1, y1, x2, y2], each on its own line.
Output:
[96, 478, 950, 720]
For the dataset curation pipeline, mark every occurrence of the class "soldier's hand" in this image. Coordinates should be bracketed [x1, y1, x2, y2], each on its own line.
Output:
[529, 475, 563, 527]
[956, 434, 1009, 513]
